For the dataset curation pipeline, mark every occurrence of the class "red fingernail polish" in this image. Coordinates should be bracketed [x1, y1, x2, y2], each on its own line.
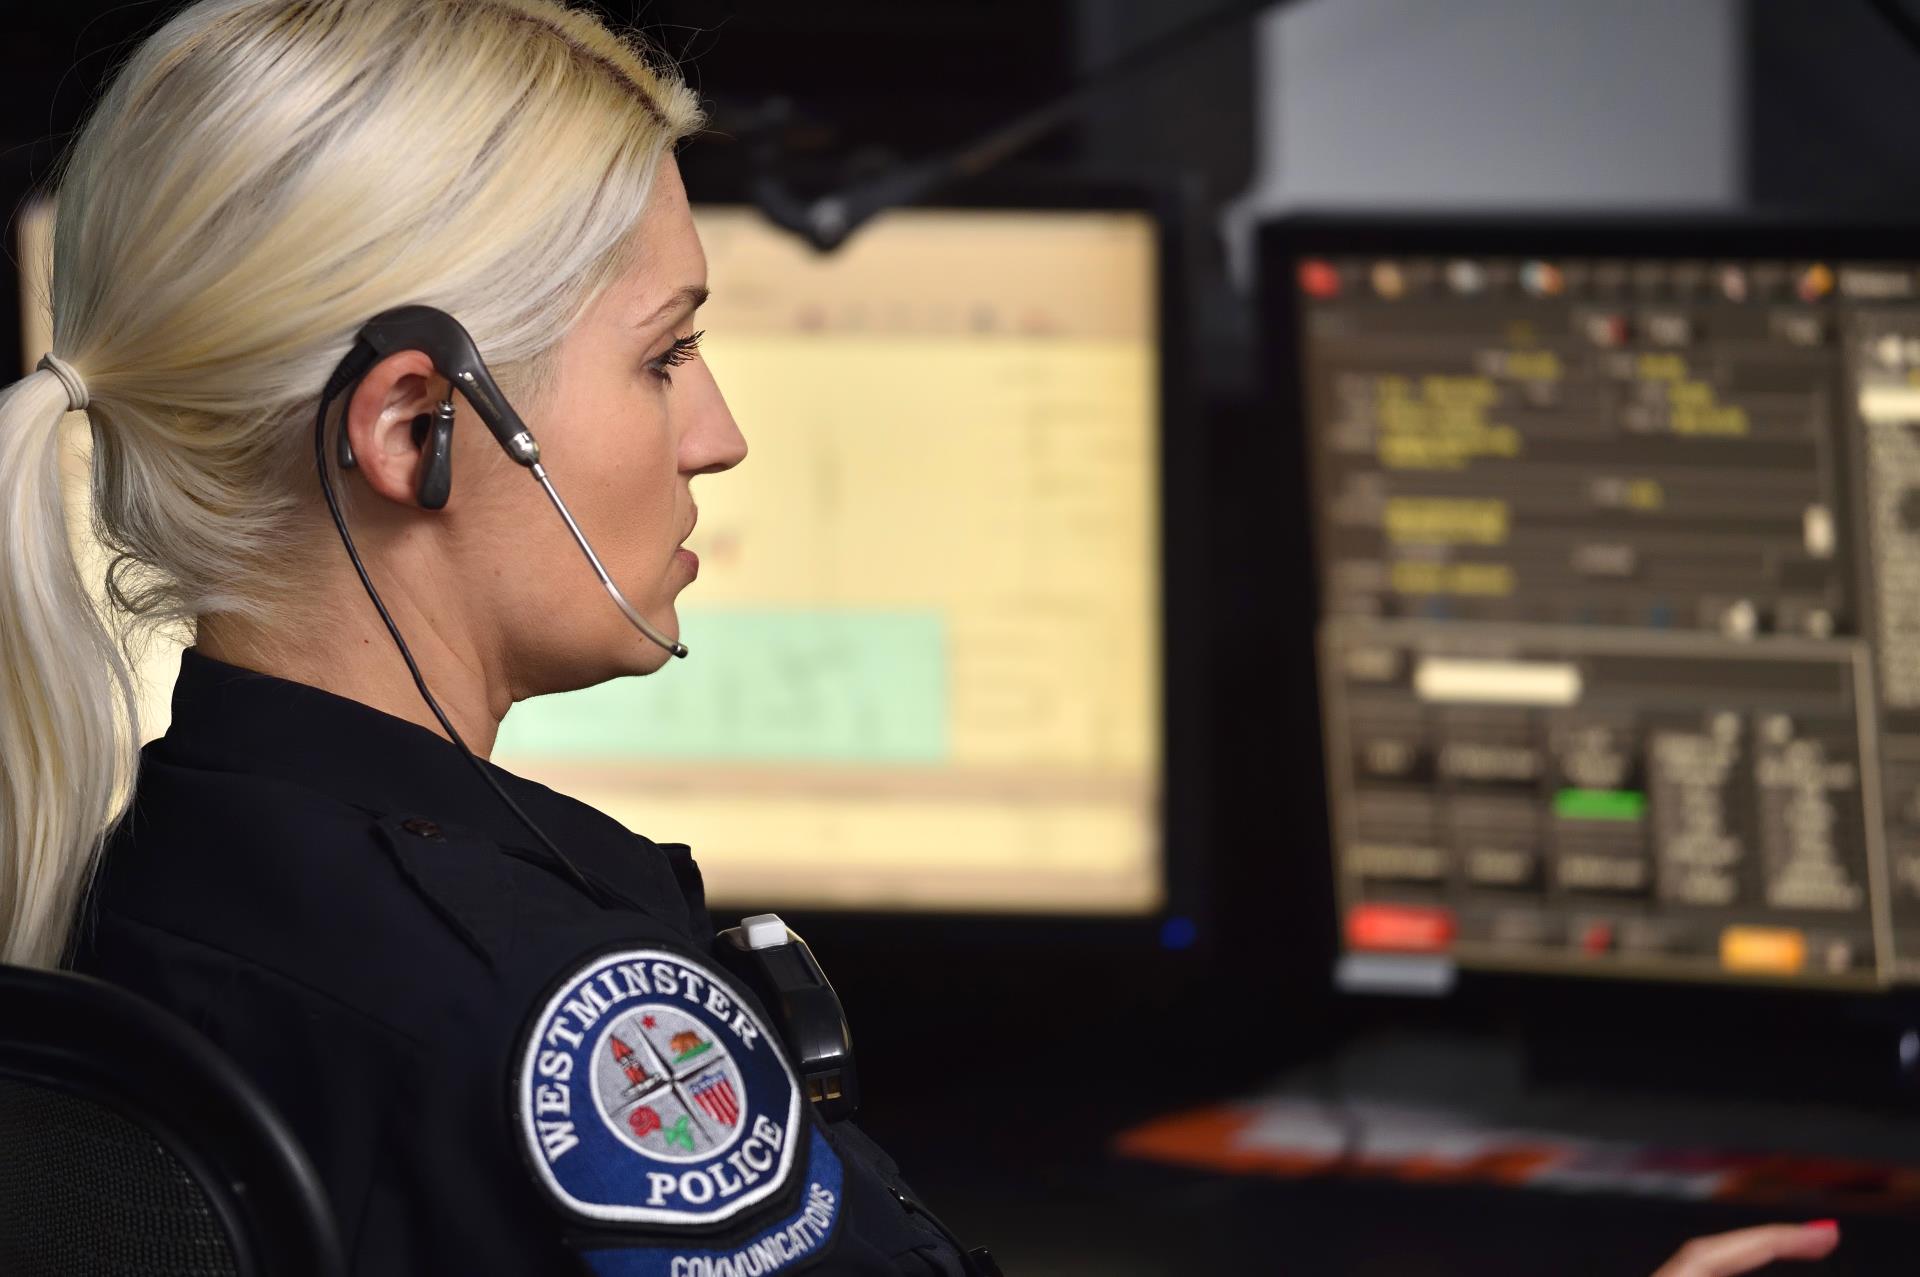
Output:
[1806, 1220, 1838, 1231]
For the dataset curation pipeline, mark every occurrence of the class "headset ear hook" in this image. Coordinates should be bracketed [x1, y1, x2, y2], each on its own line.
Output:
[415, 395, 456, 510]
[336, 391, 456, 511]
[336, 405, 358, 470]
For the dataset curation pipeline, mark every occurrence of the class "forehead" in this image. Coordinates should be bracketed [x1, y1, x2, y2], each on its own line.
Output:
[613, 160, 705, 311]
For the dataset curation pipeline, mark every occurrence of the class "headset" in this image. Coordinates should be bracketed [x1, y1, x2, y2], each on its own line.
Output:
[314, 304, 686, 906]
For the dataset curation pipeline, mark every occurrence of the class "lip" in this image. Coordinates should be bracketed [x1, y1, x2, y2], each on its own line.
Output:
[681, 504, 698, 545]
[676, 547, 699, 577]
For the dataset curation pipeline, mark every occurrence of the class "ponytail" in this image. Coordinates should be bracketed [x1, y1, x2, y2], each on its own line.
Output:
[0, 366, 137, 967]
[0, 0, 704, 964]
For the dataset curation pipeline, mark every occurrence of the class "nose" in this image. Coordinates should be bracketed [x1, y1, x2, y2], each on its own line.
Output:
[679, 356, 746, 476]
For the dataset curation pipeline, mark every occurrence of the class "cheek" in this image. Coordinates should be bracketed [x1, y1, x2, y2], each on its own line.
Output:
[587, 405, 680, 556]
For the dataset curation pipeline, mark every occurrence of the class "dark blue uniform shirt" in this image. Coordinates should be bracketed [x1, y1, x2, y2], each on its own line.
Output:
[72, 649, 967, 1276]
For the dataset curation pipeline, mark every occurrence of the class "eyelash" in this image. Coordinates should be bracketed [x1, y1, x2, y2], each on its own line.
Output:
[647, 330, 704, 385]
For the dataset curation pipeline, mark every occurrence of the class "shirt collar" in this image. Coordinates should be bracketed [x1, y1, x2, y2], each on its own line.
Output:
[155, 647, 709, 938]
[162, 645, 511, 818]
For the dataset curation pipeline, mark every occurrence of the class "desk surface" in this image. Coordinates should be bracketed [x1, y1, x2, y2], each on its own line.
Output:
[855, 1032, 1920, 1275]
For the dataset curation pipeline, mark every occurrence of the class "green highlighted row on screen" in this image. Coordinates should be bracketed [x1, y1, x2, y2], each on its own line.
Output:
[1553, 788, 1646, 822]
[493, 608, 951, 764]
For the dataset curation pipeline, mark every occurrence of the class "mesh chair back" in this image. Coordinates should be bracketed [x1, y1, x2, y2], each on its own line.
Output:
[0, 965, 344, 1277]
[0, 1076, 241, 1276]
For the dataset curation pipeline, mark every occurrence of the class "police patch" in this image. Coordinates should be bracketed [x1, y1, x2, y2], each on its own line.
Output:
[516, 948, 808, 1228]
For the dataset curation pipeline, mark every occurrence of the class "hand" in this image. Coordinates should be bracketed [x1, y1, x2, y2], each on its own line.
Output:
[1652, 1221, 1840, 1277]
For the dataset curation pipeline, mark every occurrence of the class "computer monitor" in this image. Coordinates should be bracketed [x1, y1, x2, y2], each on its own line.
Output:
[18, 192, 1176, 921]
[495, 200, 1171, 916]
[1265, 216, 1920, 991]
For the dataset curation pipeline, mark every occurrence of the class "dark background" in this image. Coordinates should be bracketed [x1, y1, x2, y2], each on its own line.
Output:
[13, 2, 1920, 1272]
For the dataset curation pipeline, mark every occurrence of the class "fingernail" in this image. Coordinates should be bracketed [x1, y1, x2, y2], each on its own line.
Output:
[1806, 1219, 1839, 1231]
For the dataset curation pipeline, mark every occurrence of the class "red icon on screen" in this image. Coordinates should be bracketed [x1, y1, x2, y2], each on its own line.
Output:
[1299, 259, 1341, 300]
[1585, 314, 1631, 348]
[1347, 904, 1455, 953]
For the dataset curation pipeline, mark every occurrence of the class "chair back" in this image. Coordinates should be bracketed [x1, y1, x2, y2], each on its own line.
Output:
[0, 964, 345, 1277]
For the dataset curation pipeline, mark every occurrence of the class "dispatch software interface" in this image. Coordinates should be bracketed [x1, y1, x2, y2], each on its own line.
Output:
[1297, 248, 1920, 986]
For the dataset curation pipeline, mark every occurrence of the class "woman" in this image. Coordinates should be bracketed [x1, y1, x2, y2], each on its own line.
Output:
[0, 1, 1854, 1273]
[5, 1, 971, 1272]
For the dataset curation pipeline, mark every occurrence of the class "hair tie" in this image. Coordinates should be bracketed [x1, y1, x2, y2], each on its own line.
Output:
[36, 353, 89, 412]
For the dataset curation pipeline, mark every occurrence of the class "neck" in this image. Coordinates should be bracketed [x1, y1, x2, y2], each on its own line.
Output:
[197, 560, 508, 758]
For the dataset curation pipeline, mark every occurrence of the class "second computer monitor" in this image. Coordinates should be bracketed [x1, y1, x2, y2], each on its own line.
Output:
[1270, 217, 1920, 990]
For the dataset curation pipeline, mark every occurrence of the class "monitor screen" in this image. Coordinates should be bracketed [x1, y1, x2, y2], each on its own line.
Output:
[1272, 219, 1920, 989]
[493, 205, 1165, 915]
[18, 198, 1167, 918]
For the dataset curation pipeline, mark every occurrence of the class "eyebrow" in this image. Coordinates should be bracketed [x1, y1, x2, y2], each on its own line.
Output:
[632, 284, 710, 331]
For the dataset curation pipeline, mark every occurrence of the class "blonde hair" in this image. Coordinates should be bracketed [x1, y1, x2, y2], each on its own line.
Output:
[1, 0, 703, 966]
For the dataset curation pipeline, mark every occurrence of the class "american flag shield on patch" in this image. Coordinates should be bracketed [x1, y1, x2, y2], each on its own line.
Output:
[689, 1069, 740, 1127]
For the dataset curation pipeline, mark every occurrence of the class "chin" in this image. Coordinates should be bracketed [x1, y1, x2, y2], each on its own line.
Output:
[616, 642, 675, 679]
[524, 610, 676, 697]
[611, 604, 680, 677]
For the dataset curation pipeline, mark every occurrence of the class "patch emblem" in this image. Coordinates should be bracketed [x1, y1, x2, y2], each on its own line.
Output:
[518, 948, 805, 1227]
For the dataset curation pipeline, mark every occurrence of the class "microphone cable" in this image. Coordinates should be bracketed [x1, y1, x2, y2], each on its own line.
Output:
[312, 372, 620, 910]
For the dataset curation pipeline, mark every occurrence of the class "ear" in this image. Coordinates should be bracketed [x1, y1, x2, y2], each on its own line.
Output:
[344, 350, 450, 509]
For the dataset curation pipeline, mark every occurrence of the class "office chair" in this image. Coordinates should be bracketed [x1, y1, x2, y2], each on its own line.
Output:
[0, 963, 346, 1277]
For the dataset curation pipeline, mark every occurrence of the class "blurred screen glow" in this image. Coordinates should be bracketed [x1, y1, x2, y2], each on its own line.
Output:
[496, 206, 1164, 914]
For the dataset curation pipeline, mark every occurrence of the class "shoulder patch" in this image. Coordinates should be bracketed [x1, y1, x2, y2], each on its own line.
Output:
[515, 947, 811, 1228]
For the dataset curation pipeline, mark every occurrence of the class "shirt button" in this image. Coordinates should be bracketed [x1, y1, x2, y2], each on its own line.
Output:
[400, 818, 444, 840]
